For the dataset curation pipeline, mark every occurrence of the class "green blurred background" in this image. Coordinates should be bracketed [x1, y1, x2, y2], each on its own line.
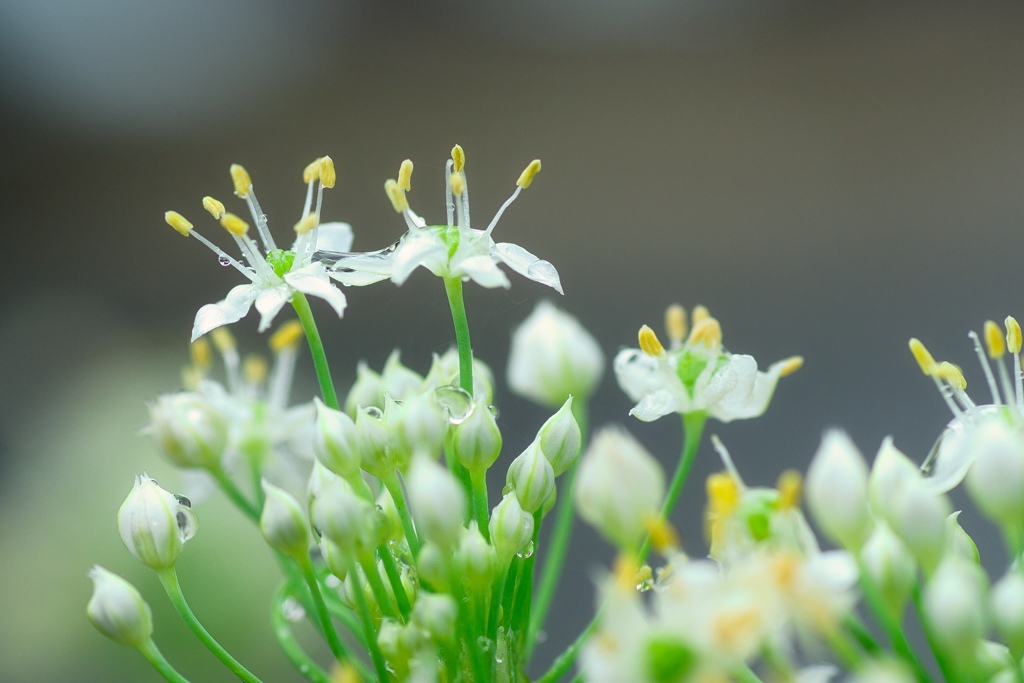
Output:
[1, 1, 1023, 680]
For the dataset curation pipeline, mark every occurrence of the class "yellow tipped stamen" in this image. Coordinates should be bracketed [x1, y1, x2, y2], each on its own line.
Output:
[230, 164, 252, 198]
[451, 144, 465, 173]
[612, 554, 640, 591]
[714, 607, 762, 650]
[303, 158, 322, 184]
[777, 356, 804, 377]
[984, 320, 1006, 358]
[450, 172, 466, 197]
[1007, 316, 1022, 354]
[664, 304, 687, 346]
[269, 320, 304, 353]
[398, 159, 414, 192]
[688, 318, 722, 347]
[164, 211, 193, 236]
[691, 305, 711, 326]
[202, 196, 226, 219]
[908, 338, 937, 375]
[220, 213, 250, 236]
[384, 179, 408, 213]
[516, 159, 542, 189]
[935, 361, 967, 390]
[210, 327, 236, 353]
[706, 472, 740, 517]
[242, 355, 268, 385]
[776, 470, 802, 510]
[293, 213, 319, 235]
[643, 516, 680, 553]
[638, 324, 665, 357]
[319, 156, 336, 189]
[190, 338, 212, 372]
[769, 553, 800, 589]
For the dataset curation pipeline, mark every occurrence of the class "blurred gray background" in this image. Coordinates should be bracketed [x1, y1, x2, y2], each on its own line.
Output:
[1, 1, 1023, 681]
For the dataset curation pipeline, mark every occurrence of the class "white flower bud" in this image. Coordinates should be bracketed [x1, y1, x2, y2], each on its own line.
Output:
[506, 441, 556, 514]
[965, 419, 1024, 526]
[356, 406, 397, 478]
[507, 300, 605, 408]
[381, 350, 425, 401]
[860, 523, 917, 614]
[806, 431, 872, 550]
[974, 640, 1013, 682]
[147, 392, 227, 469]
[344, 360, 384, 415]
[406, 454, 467, 549]
[537, 397, 583, 476]
[869, 437, 920, 524]
[416, 541, 451, 591]
[992, 571, 1024, 657]
[259, 479, 309, 558]
[86, 566, 153, 648]
[489, 492, 535, 563]
[311, 476, 379, 553]
[117, 475, 196, 570]
[393, 392, 447, 460]
[945, 511, 980, 564]
[376, 486, 405, 543]
[451, 399, 502, 473]
[888, 477, 951, 575]
[426, 349, 495, 402]
[318, 535, 348, 581]
[454, 522, 496, 589]
[574, 426, 664, 552]
[313, 398, 361, 481]
[924, 557, 988, 659]
[411, 593, 458, 643]
[377, 618, 407, 668]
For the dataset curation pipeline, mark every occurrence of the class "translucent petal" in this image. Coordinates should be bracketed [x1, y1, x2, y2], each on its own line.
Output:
[254, 284, 291, 332]
[191, 284, 256, 341]
[458, 254, 511, 289]
[392, 232, 447, 285]
[315, 222, 354, 253]
[628, 389, 679, 422]
[286, 263, 347, 319]
[493, 242, 563, 294]
[613, 349, 671, 402]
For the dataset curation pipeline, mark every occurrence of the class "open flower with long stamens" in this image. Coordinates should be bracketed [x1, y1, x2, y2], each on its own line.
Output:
[614, 304, 802, 422]
[323, 145, 563, 293]
[164, 156, 354, 341]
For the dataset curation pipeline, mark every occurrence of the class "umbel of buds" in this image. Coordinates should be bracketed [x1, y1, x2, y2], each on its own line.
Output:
[117, 475, 197, 570]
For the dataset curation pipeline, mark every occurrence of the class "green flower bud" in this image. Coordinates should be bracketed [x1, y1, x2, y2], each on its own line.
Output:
[357, 406, 397, 478]
[146, 392, 227, 469]
[411, 593, 458, 643]
[889, 477, 950, 576]
[86, 566, 153, 648]
[117, 475, 196, 570]
[454, 522, 496, 590]
[380, 350, 425, 401]
[945, 511, 980, 564]
[965, 419, 1024, 526]
[452, 399, 502, 473]
[416, 541, 451, 592]
[506, 441, 555, 514]
[313, 398, 361, 481]
[392, 392, 447, 461]
[426, 349, 495, 403]
[924, 557, 988, 660]
[344, 360, 384, 416]
[537, 396, 583, 476]
[318, 535, 348, 581]
[376, 486, 405, 544]
[312, 476, 378, 553]
[860, 522, 916, 615]
[489, 492, 534, 563]
[992, 571, 1024, 658]
[259, 479, 309, 558]
[806, 431, 871, 551]
[406, 454, 467, 549]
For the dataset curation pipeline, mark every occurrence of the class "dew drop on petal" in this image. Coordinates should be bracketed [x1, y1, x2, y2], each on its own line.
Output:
[364, 406, 384, 419]
[517, 541, 535, 559]
[487, 405, 499, 418]
[477, 636, 492, 652]
[218, 256, 231, 267]
[176, 506, 199, 541]
[435, 385, 474, 424]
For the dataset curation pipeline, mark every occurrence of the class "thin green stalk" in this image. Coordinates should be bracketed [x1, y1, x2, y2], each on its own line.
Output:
[358, 552, 398, 620]
[209, 466, 260, 522]
[857, 566, 930, 683]
[488, 561, 512, 642]
[378, 545, 412, 620]
[348, 558, 391, 683]
[843, 615, 882, 654]
[825, 624, 864, 671]
[157, 568, 264, 683]
[470, 468, 490, 539]
[292, 291, 339, 409]
[270, 583, 334, 683]
[137, 640, 192, 683]
[499, 559, 521, 640]
[296, 555, 348, 661]
[535, 616, 599, 683]
[320, 584, 369, 645]
[380, 471, 421, 557]
[443, 276, 474, 395]
[512, 514, 542, 640]
[912, 583, 959, 683]
[731, 664, 765, 683]
[453, 580, 490, 683]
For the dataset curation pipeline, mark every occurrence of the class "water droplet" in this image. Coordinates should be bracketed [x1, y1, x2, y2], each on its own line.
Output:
[299, 664, 309, 674]
[517, 541, 535, 559]
[435, 385, 474, 424]
[176, 506, 199, 541]
[536, 629, 548, 644]
[364, 406, 384, 419]
[477, 636, 492, 652]
[218, 256, 231, 267]
[487, 405, 499, 418]
[282, 597, 306, 622]
[495, 651, 504, 664]
[635, 578, 654, 592]
[174, 494, 192, 508]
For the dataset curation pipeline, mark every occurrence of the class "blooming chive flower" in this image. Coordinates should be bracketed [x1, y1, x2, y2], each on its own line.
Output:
[323, 145, 563, 294]
[164, 157, 355, 341]
[614, 304, 802, 422]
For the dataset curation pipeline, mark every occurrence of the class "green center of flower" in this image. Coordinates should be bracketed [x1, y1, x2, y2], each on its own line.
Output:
[646, 636, 695, 683]
[676, 351, 728, 397]
[265, 249, 297, 277]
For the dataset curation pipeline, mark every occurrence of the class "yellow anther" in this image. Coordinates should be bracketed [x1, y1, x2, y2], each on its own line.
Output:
[1007, 316, 1023, 354]
[242, 354, 268, 385]
[516, 159, 542, 189]
[190, 338, 212, 372]
[612, 553, 640, 591]
[293, 213, 319, 235]
[210, 327, 236, 353]
[688, 318, 722, 347]
[691, 305, 711, 326]
[230, 164, 252, 198]
[714, 607, 762, 649]
[269, 320, 304, 352]
[935, 361, 967, 390]
[908, 338, 937, 375]
[984, 320, 1006, 358]
[220, 213, 250, 236]
[664, 304, 687, 346]
[634, 564, 653, 587]
[643, 516, 680, 553]
[706, 472, 739, 516]
[164, 211, 193, 236]
[319, 156, 336, 189]
[451, 144, 465, 173]
[769, 552, 800, 589]
[202, 196, 226, 219]
[398, 159, 414, 192]
[384, 179, 408, 213]
[450, 172, 466, 197]
[777, 356, 804, 377]
[638, 324, 665, 357]
[303, 158, 322, 184]
[181, 366, 202, 392]
[776, 470, 802, 510]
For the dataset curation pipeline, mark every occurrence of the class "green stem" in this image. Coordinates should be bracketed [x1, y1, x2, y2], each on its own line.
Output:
[825, 624, 863, 671]
[297, 555, 348, 662]
[535, 616, 599, 683]
[348, 558, 391, 683]
[292, 292, 339, 410]
[358, 552, 398, 620]
[843, 615, 882, 655]
[731, 664, 765, 683]
[512, 513, 542, 641]
[912, 583, 960, 683]
[209, 466, 260, 522]
[137, 639, 192, 683]
[488, 561, 511, 642]
[380, 471, 420, 557]
[270, 583, 334, 683]
[157, 568, 264, 683]
[857, 566, 930, 683]
[470, 468, 491, 540]
[444, 276, 474, 395]
[378, 545, 412, 620]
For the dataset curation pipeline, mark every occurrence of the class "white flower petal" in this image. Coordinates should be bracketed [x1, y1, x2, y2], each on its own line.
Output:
[285, 264, 347, 319]
[628, 389, 679, 422]
[459, 254, 511, 289]
[191, 284, 257, 341]
[613, 349, 668, 401]
[493, 242, 563, 294]
[711, 355, 778, 422]
[254, 284, 291, 332]
[314, 222, 354, 253]
[392, 232, 447, 285]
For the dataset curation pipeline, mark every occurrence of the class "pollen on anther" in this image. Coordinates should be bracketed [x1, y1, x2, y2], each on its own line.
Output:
[691, 305, 711, 326]
[398, 159, 413, 192]
[165, 211, 193, 236]
[638, 325, 665, 357]
[319, 156, 336, 189]
[450, 172, 466, 197]
[778, 356, 804, 377]
[190, 338, 212, 372]
[644, 516, 680, 553]
[776, 470, 802, 510]
[706, 472, 739, 516]
[220, 213, 250, 236]
[688, 318, 722, 347]
[451, 144, 465, 173]
[384, 179, 408, 213]
[908, 338, 937, 375]
[210, 327, 236, 353]
[202, 196, 226, 219]
[517, 159, 542, 189]
[665, 304, 687, 345]
[293, 213, 319, 235]
[303, 158, 322, 184]
[243, 355, 269, 384]
[935, 361, 967, 390]
[230, 164, 252, 198]
[269, 320, 304, 352]
[1006, 316, 1022, 354]
[984, 320, 1006, 358]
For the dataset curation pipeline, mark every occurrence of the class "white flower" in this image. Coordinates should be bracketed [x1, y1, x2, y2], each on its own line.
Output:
[614, 304, 801, 422]
[324, 146, 563, 294]
[805, 431, 872, 551]
[164, 157, 354, 341]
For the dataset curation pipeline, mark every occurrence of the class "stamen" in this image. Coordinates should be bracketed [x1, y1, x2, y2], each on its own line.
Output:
[186, 229, 253, 279]
[968, 331, 1002, 405]
[165, 211, 193, 236]
[908, 338, 937, 375]
[688, 318, 722, 347]
[691, 305, 711, 326]
[242, 354, 268, 388]
[450, 172, 466, 197]
[303, 158, 322, 184]
[985, 320, 1006, 358]
[190, 338, 212, 373]
[293, 213, 320, 266]
[776, 470, 802, 510]
[269, 320, 304, 353]
[710, 434, 744, 486]
[302, 178, 315, 219]
[516, 159, 542, 188]
[1007, 316, 1024, 409]
[230, 164, 252, 198]
[451, 144, 465, 173]
[398, 159, 413, 192]
[483, 185, 523, 235]
[319, 156, 336, 189]
[211, 328, 240, 393]
[384, 179, 408, 213]
[638, 325, 665, 357]
[294, 213, 319, 235]
[642, 516, 680, 554]
[776, 356, 804, 377]
[444, 159, 455, 228]
[706, 472, 739, 517]
[220, 213, 250, 237]
[220, 214, 273, 278]
[202, 197, 226, 220]
[664, 304, 687, 347]
[936, 361, 975, 410]
[245, 188, 276, 252]
[611, 554, 640, 592]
